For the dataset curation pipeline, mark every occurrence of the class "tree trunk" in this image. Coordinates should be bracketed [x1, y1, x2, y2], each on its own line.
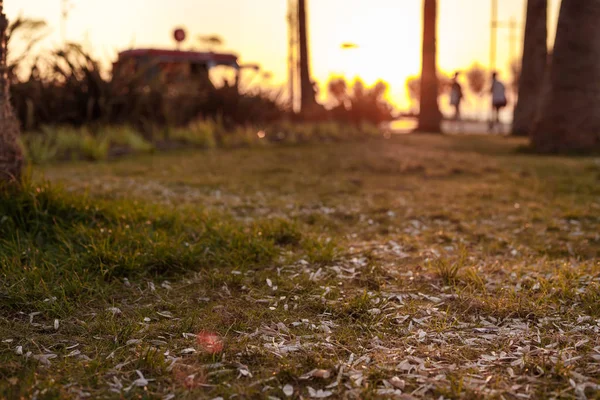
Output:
[512, 0, 547, 136]
[0, 1, 23, 183]
[531, 0, 600, 153]
[415, 0, 442, 133]
[298, 0, 316, 114]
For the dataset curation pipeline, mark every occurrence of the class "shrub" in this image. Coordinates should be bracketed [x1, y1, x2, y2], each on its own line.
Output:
[170, 119, 218, 149]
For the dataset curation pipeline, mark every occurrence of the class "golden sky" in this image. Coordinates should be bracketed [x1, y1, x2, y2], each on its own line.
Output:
[7, 0, 561, 110]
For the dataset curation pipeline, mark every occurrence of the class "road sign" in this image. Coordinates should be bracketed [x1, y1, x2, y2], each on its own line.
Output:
[174, 28, 186, 43]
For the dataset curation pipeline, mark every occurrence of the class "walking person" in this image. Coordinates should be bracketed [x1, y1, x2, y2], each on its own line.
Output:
[450, 72, 464, 121]
[489, 72, 508, 133]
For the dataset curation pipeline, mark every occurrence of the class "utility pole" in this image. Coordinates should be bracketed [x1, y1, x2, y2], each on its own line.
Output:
[508, 17, 517, 67]
[490, 0, 497, 71]
[61, 0, 73, 43]
[491, 1, 521, 71]
[489, 0, 522, 125]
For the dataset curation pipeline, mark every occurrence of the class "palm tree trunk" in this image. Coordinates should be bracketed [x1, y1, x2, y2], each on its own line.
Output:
[0, 1, 23, 183]
[531, 0, 600, 153]
[415, 0, 442, 133]
[298, 0, 316, 114]
[512, 0, 547, 136]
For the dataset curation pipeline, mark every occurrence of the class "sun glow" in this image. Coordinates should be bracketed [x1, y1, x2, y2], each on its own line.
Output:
[308, 0, 421, 109]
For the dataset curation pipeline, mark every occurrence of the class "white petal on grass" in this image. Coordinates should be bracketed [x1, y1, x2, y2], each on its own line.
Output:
[78, 354, 93, 362]
[54, 319, 59, 330]
[15, 346, 23, 355]
[108, 376, 123, 393]
[106, 307, 122, 315]
[308, 369, 331, 379]
[29, 312, 41, 324]
[68, 388, 91, 398]
[156, 311, 174, 318]
[166, 356, 181, 372]
[397, 360, 413, 372]
[180, 348, 197, 355]
[114, 361, 130, 370]
[283, 384, 294, 397]
[124, 370, 151, 391]
[376, 389, 403, 397]
[307, 387, 333, 398]
[33, 353, 57, 366]
[511, 358, 525, 367]
[134, 371, 149, 385]
[388, 376, 406, 390]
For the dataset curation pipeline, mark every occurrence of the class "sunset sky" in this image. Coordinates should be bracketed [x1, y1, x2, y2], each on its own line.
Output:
[7, 0, 561, 110]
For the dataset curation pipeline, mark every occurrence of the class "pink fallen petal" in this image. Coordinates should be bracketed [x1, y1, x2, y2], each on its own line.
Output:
[196, 331, 224, 354]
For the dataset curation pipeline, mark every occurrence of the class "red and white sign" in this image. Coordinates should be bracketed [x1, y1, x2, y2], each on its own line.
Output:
[173, 28, 186, 43]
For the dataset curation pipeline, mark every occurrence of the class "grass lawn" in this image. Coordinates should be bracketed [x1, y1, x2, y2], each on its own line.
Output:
[1, 134, 600, 399]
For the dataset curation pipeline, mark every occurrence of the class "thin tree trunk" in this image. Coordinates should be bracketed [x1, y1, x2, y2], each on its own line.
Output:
[415, 0, 442, 133]
[531, 0, 600, 153]
[298, 0, 316, 114]
[512, 0, 547, 136]
[0, 1, 23, 183]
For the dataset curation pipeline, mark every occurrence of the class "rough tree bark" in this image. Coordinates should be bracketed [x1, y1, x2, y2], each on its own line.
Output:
[298, 0, 317, 114]
[531, 0, 600, 153]
[415, 0, 442, 133]
[0, 1, 22, 183]
[512, 0, 547, 136]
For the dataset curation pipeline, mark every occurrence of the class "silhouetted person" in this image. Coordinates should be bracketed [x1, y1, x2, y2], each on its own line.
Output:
[489, 72, 507, 133]
[449, 72, 463, 120]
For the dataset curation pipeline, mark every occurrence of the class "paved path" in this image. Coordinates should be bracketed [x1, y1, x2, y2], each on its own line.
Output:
[384, 118, 511, 135]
